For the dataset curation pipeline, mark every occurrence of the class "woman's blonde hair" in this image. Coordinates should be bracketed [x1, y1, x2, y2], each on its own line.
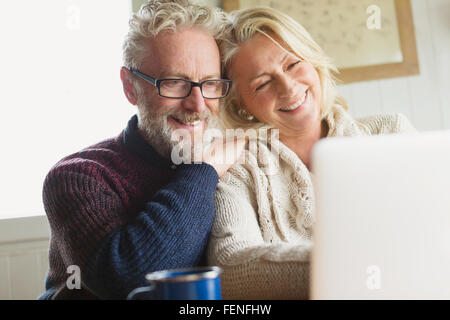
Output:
[122, 0, 227, 70]
[220, 6, 348, 130]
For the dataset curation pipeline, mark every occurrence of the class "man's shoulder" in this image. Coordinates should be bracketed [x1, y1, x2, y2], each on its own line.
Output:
[45, 132, 133, 184]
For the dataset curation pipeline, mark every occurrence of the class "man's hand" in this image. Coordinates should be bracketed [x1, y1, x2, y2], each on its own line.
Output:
[200, 136, 246, 178]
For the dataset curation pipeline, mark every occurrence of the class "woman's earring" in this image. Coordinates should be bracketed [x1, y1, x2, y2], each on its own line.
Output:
[238, 109, 255, 121]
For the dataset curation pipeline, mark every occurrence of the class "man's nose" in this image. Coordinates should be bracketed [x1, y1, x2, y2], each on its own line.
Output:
[182, 86, 207, 113]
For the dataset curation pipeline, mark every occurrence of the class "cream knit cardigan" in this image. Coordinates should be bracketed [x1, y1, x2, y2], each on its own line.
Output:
[207, 105, 416, 300]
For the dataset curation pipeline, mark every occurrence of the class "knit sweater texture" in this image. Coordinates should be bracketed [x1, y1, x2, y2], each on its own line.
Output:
[207, 105, 416, 299]
[39, 115, 219, 299]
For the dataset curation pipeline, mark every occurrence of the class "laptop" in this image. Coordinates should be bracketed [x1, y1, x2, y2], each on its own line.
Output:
[310, 130, 450, 299]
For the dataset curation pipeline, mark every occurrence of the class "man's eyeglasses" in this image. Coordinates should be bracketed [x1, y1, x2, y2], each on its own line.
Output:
[129, 68, 232, 99]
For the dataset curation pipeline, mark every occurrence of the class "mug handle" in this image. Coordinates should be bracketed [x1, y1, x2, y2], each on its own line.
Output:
[126, 282, 155, 300]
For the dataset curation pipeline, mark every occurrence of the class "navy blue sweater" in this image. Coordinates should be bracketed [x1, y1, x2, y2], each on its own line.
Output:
[39, 115, 219, 299]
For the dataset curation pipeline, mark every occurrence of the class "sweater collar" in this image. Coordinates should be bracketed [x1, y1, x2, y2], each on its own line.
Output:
[123, 114, 174, 169]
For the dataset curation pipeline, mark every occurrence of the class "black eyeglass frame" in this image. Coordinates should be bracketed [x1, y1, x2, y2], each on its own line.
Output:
[129, 67, 232, 99]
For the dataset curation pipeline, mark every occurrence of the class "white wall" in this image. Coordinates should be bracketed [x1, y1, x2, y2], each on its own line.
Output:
[0, 216, 49, 300]
[0, 0, 133, 220]
[339, 0, 450, 132]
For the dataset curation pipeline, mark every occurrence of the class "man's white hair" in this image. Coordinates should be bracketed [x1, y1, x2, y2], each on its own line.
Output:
[122, 0, 227, 70]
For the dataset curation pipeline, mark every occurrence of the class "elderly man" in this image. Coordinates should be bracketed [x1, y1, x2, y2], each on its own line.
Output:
[39, 0, 242, 300]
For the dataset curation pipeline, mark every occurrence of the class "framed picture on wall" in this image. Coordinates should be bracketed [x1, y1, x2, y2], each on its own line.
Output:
[222, 0, 420, 84]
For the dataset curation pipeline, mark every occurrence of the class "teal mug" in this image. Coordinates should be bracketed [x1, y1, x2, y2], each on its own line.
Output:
[127, 266, 223, 300]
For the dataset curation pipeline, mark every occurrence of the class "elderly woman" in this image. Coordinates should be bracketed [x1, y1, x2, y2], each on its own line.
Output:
[207, 6, 416, 299]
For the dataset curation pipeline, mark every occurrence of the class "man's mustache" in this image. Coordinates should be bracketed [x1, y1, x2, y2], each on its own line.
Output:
[169, 110, 212, 123]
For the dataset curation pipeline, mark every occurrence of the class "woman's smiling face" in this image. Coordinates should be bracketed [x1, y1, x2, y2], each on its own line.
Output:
[231, 33, 322, 138]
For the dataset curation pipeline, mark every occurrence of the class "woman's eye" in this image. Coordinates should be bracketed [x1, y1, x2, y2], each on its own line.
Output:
[256, 81, 270, 91]
[287, 60, 302, 70]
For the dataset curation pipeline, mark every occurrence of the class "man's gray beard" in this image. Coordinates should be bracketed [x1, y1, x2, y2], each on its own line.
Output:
[137, 101, 218, 160]
[138, 110, 173, 159]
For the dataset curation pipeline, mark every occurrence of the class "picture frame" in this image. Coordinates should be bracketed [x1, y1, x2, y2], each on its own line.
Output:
[222, 0, 419, 84]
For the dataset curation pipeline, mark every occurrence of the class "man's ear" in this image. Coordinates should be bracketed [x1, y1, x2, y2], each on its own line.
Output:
[120, 67, 138, 105]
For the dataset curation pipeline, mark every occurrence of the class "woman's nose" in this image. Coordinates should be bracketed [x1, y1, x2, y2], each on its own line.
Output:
[277, 75, 296, 99]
